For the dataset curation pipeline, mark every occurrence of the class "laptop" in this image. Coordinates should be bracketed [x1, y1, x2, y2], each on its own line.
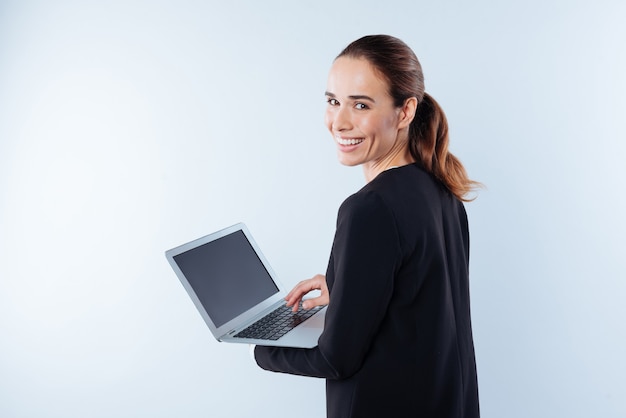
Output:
[165, 223, 326, 348]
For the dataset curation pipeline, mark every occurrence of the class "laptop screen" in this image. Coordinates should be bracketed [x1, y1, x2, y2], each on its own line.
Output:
[172, 230, 279, 328]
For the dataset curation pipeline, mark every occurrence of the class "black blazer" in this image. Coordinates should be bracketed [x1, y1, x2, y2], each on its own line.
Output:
[255, 163, 479, 418]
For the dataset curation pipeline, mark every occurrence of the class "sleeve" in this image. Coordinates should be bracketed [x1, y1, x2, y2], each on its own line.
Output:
[254, 190, 402, 379]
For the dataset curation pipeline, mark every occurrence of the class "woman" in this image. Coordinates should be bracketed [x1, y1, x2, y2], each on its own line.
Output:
[254, 34, 480, 418]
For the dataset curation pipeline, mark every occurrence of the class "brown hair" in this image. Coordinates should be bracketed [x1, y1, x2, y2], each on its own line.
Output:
[337, 35, 480, 201]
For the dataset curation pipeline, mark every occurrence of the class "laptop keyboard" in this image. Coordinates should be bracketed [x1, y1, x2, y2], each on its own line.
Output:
[233, 303, 324, 341]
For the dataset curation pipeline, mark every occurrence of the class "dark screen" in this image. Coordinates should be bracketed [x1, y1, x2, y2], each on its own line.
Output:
[173, 230, 279, 328]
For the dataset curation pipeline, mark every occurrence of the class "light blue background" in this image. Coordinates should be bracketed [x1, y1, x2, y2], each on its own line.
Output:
[1, 1, 624, 417]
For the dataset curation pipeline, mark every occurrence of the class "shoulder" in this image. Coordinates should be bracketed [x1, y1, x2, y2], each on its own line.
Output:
[334, 183, 402, 256]
[341, 163, 466, 234]
[373, 163, 442, 196]
[338, 187, 394, 226]
[342, 164, 443, 215]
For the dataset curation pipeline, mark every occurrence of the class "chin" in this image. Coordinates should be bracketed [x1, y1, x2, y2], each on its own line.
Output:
[338, 160, 361, 168]
[337, 154, 362, 167]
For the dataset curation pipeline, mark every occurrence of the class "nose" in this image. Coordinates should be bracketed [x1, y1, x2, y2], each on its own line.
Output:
[330, 105, 352, 132]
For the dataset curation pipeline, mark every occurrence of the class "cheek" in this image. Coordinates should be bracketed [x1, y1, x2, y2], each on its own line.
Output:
[376, 113, 399, 136]
[360, 114, 391, 137]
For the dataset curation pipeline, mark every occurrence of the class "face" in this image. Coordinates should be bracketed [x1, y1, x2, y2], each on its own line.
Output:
[324, 57, 416, 179]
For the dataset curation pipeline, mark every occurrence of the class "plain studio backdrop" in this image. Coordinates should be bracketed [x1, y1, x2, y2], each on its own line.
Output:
[1, 1, 625, 417]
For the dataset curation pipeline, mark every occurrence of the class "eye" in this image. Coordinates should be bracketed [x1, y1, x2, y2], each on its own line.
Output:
[326, 98, 339, 106]
[355, 102, 369, 110]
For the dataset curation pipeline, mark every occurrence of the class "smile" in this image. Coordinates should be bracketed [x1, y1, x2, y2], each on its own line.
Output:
[336, 136, 364, 146]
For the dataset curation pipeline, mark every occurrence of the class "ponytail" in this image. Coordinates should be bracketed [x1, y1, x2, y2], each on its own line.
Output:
[409, 93, 480, 202]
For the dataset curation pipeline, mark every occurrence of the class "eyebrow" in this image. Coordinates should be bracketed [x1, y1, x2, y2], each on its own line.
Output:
[325, 91, 376, 103]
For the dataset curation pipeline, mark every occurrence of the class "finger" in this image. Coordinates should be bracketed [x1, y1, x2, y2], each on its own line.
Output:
[301, 295, 329, 310]
[285, 287, 307, 306]
[285, 285, 303, 302]
[285, 280, 321, 304]
[285, 275, 327, 311]
[289, 296, 303, 312]
[286, 279, 318, 300]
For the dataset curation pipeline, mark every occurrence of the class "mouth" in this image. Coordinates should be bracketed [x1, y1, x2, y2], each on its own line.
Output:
[335, 136, 364, 146]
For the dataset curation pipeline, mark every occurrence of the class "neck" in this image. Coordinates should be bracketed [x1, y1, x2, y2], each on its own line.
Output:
[362, 151, 414, 182]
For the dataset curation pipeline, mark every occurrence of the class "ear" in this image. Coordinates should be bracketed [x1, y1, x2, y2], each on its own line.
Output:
[397, 97, 418, 129]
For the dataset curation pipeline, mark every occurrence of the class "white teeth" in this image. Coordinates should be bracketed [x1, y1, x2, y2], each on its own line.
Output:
[336, 137, 364, 146]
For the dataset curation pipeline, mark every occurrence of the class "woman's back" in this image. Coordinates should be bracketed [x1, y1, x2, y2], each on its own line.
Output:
[322, 163, 479, 417]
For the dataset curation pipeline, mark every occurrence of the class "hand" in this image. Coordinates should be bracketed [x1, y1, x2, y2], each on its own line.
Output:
[285, 274, 329, 312]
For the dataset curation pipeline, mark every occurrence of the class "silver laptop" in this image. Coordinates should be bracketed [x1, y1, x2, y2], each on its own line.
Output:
[165, 223, 326, 348]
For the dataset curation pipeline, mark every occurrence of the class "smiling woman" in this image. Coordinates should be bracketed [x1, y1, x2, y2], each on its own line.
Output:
[253, 35, 481, 418]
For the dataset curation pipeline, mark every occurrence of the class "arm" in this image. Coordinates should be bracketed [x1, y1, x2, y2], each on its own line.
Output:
[255, 191, 401, 379]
